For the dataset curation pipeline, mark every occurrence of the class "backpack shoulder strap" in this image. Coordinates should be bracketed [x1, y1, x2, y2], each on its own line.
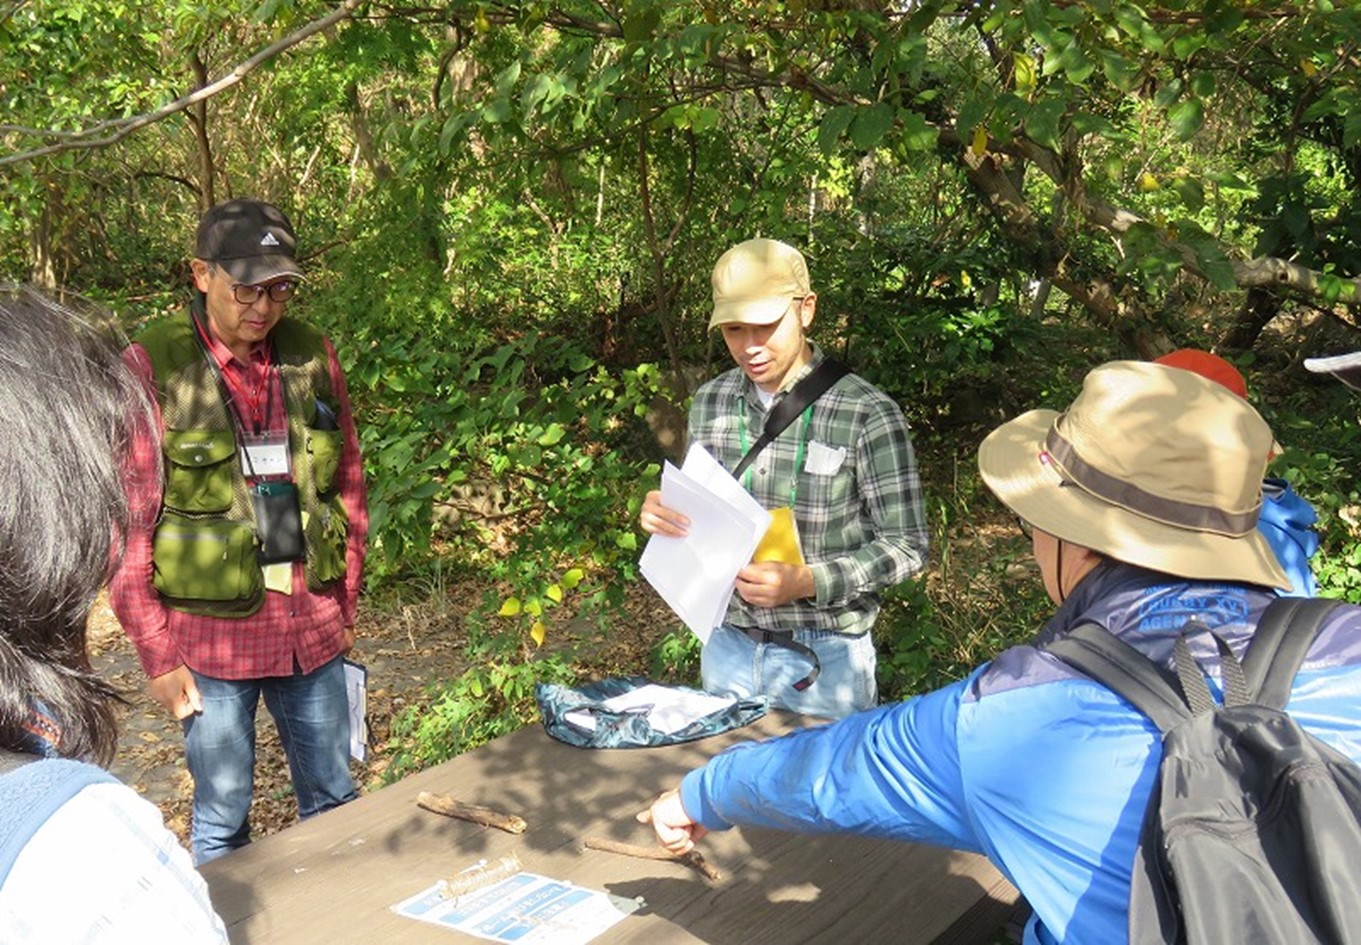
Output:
[0, 758, 115, 886]
[731, 358, 851, 480]
[1241, 597, 1344, 709]
[1046, 623, 1191, 733]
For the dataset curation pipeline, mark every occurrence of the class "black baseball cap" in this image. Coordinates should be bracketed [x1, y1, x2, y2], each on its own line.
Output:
[195, 199, 303, 285]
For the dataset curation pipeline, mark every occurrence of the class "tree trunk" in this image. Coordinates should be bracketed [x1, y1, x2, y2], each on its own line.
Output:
[29, 199, 59, 290]
[1219, 287, 1282, 352]
[346, 81, 392, 182]
[190, 50, 215, 210]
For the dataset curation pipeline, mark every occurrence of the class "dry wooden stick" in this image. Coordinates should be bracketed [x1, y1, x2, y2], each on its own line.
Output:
[417, 791, 528, 834]
[581, 836, 722, 883]
[441, 853, 524, 899]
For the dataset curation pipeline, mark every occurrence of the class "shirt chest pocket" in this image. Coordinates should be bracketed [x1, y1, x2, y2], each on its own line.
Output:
[162, 429, 237, 514]
[804, 439, 848, 476]
[800, 437, 857, 510]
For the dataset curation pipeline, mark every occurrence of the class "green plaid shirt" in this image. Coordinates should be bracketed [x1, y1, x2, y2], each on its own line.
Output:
[688, 344, 928, 636]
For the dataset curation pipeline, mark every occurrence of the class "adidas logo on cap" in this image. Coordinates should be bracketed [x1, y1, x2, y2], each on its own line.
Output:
[260, 232, 280, 247]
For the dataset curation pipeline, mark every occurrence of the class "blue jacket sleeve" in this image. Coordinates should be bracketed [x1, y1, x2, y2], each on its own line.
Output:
[679, 673, 984, 854]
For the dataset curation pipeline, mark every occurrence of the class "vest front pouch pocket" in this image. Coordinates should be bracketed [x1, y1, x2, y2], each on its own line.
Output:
[162, 430, 238, 514]
[305, 494, 349, 589]
[153, 516, 262, 608]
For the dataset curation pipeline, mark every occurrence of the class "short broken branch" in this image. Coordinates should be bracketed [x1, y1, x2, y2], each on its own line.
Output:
[417, 791, 528, 834]
[581, 836, 721, 883]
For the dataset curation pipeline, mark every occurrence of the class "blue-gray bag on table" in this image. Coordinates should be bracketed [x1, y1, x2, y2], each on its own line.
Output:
[536, 676, 766, 749]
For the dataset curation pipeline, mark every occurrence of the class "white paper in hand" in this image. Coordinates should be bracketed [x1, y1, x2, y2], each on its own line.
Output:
[640, 444, 771, 643]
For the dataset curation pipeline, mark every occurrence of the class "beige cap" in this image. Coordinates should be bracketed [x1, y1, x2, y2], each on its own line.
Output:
[710, 238, 810, 329]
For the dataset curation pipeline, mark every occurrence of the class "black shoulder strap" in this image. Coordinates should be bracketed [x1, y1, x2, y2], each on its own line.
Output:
[1049, 599, 1347, 730]
[1241, 597, 1343, 710]
[731, 358, 851, 480]
[1047, 623, 1191, 733]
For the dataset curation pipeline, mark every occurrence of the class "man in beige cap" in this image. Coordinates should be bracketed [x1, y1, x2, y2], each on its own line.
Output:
[641, 360, 1361, 943]
[640, 238, 927, 719]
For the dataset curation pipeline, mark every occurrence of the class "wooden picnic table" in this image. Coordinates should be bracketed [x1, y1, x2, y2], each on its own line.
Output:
[200, 712, 1020, 944]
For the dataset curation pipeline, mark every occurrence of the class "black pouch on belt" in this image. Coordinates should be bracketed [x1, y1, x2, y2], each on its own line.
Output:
[251, 480, 305, 564]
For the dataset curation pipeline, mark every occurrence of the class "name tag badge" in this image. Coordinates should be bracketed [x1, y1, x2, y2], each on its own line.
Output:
[241, 434, 291, 478]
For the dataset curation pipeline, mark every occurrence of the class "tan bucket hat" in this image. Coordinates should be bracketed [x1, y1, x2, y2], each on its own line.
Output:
[978, 360, 1290, 589]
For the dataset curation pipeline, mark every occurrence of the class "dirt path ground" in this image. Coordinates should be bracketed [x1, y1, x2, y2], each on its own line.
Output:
[86, 588, 482, 846]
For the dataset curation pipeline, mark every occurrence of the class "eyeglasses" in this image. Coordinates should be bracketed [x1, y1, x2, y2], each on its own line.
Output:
[1015, 516, 1033, 538]
[230, 281, 297, 305]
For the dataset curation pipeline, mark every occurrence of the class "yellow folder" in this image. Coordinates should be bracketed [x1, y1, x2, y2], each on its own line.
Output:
[751, 506, 805, 566]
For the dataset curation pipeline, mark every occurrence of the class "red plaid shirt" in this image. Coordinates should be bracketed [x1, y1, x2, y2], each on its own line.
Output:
[108, 321, 368, 681]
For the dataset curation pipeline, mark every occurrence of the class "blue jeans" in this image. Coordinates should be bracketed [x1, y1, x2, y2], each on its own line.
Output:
[183, 655, 356, 864]
[701, 625, 877, 720]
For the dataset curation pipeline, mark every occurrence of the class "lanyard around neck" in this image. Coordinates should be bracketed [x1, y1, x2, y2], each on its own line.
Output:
[189, 306, 279, 438]
[738, 396, 813, 506]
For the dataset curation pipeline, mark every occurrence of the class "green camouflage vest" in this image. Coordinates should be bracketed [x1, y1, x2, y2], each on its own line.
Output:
[137, 303, 349, 617]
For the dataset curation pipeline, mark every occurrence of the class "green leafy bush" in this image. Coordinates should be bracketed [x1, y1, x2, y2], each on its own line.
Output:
[648, 629, 701, 684]
[383, 654, 577, 783]
[1261, 382, 1361, 603]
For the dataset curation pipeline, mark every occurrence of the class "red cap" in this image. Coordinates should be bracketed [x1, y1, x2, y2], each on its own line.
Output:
[1153, 349, 1248, 399]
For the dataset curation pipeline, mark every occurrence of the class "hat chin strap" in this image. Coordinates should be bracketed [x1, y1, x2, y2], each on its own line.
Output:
[1056, 539, 1066, 604]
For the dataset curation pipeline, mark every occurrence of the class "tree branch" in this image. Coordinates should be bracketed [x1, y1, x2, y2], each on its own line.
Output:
[0, 0, 366, 168]
[963, 130, 1361, 309]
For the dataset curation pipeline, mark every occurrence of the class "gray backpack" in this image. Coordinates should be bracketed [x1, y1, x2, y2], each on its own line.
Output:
[1047, 597, 1361, 944]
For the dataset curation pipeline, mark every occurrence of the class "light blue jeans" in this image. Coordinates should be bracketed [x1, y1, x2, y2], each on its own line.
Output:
[183, 655, 356, 864]
[701, 625, 877, 720]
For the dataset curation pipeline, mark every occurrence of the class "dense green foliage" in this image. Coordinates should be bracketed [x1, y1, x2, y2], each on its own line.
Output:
[4, 0, 1361, 768]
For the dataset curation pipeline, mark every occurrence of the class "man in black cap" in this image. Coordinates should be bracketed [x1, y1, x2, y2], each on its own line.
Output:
[109, 198, 369, 864]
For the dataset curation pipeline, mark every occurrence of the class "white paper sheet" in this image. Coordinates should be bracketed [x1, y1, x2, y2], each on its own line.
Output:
[563, 683, 738, 735]
[639, 444, 771, 643]
[343, 659, 368, 762]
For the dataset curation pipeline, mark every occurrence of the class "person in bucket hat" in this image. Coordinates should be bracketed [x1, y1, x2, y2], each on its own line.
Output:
[641, 360, 1361, 944]
[639, 238, 928, 720]
[108, 199, 369, 864]
[1150, 349, 1318, 598]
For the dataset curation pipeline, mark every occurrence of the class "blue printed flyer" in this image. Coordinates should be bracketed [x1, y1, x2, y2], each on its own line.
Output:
[392, 867, 640, 943]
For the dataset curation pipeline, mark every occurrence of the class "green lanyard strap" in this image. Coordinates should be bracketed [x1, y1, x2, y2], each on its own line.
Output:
[739, 400, 813, 507]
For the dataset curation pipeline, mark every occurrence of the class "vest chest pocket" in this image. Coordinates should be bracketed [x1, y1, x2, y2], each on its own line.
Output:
[163, 430, 238, 514]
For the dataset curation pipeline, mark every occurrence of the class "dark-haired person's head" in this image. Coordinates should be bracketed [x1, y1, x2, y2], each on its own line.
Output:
[0, 285, 151, 764]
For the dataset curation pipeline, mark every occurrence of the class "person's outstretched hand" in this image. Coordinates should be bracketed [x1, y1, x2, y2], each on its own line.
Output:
[637, 788, 707, 855]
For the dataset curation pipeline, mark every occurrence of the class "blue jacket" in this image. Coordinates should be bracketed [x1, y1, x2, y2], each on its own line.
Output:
[1259, 478, 1320, 597]
[679, 562, 1361, 944]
